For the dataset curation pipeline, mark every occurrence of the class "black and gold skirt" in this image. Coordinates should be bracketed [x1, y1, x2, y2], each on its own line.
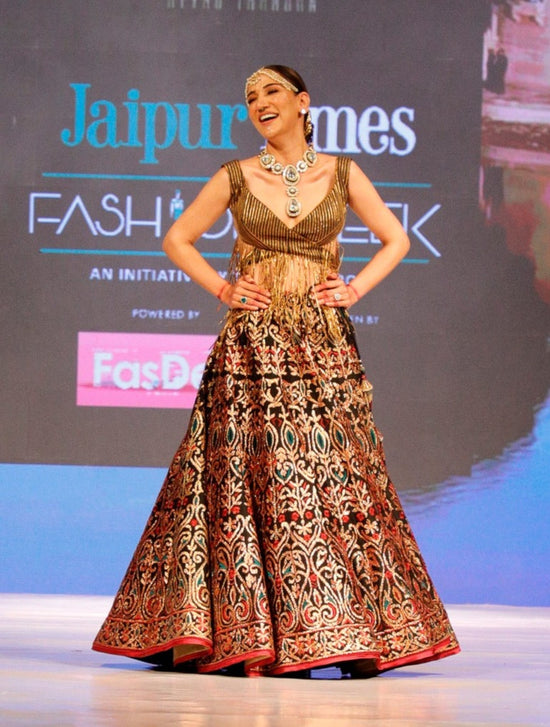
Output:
[92, 299, 459, 675]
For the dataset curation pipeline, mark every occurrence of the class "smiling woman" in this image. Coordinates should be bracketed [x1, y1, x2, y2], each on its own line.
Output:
[92, 64, 459, 678]
[244, 67, 316, 220]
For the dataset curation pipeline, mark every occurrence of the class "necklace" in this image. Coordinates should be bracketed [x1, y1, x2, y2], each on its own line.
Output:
[258, 145, 318, 218]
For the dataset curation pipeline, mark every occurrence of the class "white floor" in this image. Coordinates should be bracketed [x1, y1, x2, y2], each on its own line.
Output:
[1, 595, 549, 726]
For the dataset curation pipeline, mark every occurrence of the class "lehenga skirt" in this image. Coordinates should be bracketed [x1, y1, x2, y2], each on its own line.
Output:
[92, 300, 459, 675]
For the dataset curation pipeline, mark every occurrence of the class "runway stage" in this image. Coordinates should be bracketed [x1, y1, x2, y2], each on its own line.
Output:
[1, 595, 548, 726]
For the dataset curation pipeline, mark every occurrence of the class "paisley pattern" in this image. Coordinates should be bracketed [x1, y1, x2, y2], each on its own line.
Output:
[92, 157, 459, 676]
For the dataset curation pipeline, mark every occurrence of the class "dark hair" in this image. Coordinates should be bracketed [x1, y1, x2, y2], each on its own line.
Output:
[263, 64, 314, 144]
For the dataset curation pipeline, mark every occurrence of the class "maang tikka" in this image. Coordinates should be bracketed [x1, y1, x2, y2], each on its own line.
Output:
[245, 67, 299, 98]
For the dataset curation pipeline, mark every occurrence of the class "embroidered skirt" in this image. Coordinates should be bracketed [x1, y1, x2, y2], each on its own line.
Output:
[92, 300, 459, 675]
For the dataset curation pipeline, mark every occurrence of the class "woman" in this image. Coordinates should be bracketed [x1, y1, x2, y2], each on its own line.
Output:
[93, 66, 459, 677]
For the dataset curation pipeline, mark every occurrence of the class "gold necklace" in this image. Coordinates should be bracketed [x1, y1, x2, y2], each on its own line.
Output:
[258, 145, 318, 218]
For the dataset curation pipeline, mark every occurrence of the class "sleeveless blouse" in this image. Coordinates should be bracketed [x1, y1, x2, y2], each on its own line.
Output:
[223, 156, 352, 310]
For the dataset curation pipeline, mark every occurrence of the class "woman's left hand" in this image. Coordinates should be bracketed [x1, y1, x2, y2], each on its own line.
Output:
[313, 273, 358, 308]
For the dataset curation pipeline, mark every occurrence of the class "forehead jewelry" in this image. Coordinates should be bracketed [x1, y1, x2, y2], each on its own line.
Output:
[245, 67, 299, 98]
[258, 144, 318, 218]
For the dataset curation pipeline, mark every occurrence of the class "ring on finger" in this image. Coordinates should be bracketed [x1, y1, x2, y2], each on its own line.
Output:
[333, 292, 342, 301]
[240, 296, 248, 304]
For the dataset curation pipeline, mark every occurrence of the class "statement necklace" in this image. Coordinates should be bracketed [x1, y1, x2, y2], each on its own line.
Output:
[258, 145, 318, 218]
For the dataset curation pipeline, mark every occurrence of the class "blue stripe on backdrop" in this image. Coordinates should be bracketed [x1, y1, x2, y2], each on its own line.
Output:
[41, 172, 432, 189]
[1, 393, 548, 603]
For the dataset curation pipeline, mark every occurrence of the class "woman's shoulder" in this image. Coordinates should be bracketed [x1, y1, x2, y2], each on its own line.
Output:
[316, 152, 357, 175]
[315, 152, 337, 169]
[221, 156, 259, 181]
[316, 153, 359, 188]
[235, 155, 261, 173]
[218, 158, 249, 202]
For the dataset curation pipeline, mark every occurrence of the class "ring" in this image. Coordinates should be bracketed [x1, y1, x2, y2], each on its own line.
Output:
[240, 296, 248, 304]
[333, 292, 342, 301]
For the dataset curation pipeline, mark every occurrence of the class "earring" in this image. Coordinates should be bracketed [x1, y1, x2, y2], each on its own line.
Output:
[300, 108, 307, 115]
[304, 110, 313, 140]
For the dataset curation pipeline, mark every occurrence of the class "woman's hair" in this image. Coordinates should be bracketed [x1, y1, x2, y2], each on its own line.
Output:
[262, 64, 315, 144]
[263, 65, 308, 94]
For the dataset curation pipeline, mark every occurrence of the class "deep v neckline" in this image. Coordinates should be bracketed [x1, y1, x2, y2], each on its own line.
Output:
[238, 159, 339, 232]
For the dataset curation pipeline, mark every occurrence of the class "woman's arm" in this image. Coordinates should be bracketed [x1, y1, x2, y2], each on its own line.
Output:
[315, 160, 410, 307]
[162, 167, 270, 309]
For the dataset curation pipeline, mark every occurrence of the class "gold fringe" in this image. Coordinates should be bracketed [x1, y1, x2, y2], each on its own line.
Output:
[228, 240, 345, 343]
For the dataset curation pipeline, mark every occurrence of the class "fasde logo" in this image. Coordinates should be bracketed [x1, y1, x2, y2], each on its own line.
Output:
[92, 351, 202, 391]
[61, 83, 417, 164]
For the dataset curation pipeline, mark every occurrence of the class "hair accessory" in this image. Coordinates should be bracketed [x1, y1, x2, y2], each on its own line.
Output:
[258, 145, 318, 218]
[245, 67, 298, 99]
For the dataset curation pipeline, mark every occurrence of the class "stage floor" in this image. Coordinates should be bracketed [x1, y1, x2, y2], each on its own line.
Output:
[1, 595, 548, 726]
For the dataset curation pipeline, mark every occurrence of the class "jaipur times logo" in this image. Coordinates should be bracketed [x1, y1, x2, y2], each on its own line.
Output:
[165, 0, 318, 12]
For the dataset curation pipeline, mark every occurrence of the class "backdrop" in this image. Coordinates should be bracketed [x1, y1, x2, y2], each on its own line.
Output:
[1, 0, 549, 604]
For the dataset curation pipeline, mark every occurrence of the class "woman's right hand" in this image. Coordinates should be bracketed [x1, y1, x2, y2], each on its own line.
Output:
[220, 275, 271, 310]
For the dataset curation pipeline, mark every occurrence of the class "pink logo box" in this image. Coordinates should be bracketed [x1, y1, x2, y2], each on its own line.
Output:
[77, 332, 218, 408]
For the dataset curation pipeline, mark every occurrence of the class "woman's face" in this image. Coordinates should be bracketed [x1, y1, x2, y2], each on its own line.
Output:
[246, 73, 307, 141]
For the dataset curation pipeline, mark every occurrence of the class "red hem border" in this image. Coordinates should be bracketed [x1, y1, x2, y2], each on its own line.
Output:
[197, 649, 276, 675]
[92, 636, 213, 661]
[92, 637, 460, 676]
[379, 639, 461, 672]
[265, 650, 379, 676]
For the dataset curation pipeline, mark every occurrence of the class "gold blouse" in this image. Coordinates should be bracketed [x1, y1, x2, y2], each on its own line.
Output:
[223, 156, 351, 310]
